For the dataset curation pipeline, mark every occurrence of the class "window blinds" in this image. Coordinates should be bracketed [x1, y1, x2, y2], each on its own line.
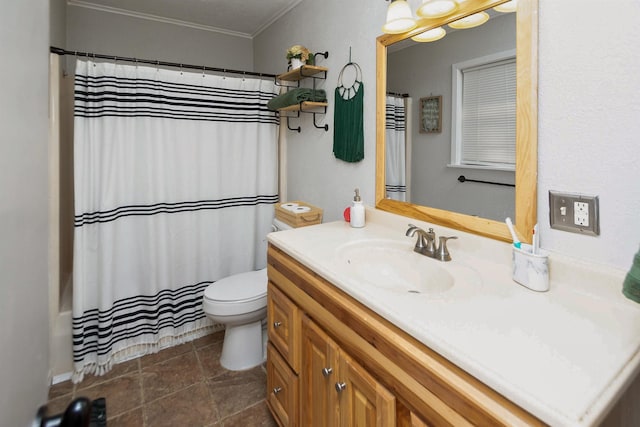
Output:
[461, 58, 516, 168]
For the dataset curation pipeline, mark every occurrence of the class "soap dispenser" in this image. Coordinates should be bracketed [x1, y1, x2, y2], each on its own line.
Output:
[350, 188, 365, 228]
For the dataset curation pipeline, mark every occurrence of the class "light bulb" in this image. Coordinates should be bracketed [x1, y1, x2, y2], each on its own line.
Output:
[416, 0, 458, 19]
[383, 0, 417, 34]
[448, 11, 489, 29]
[411, 27, 446, 42]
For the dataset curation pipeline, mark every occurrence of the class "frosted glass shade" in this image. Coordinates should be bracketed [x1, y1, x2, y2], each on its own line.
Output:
[411, 27, 446, 42]
[416, 0, 458, 19]
[448, 11, 489, 29]
[382, 0, 417, 34]
[494, 0, 518, 13]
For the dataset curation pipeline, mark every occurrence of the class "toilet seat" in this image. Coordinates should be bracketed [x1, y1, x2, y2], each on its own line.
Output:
[203, 268, 267, 316]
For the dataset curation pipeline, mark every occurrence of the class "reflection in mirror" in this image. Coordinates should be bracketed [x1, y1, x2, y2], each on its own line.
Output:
[376, 0, 538, 243]
[386, 11, 516, 221]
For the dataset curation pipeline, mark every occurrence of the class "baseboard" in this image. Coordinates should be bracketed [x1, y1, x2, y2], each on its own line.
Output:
[52, 371, 73, 385]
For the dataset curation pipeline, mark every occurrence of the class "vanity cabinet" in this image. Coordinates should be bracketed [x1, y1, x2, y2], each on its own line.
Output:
[301, 315, 395, 426]
[266, 244, 545, 427]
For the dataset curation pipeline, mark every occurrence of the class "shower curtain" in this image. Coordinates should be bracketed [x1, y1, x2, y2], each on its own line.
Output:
[385, 96, 410, 201]
[72, 59, 279, 381]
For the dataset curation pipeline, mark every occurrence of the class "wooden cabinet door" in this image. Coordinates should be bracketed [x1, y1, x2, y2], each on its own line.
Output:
[338, 352, 396, 427]
[301, 315, 340, 427]
[266, 343, 299, 427]
[268, 282, 301, 373]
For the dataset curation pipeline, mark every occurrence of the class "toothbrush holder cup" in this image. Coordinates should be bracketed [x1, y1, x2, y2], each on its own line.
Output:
[512, 244, 550, 292]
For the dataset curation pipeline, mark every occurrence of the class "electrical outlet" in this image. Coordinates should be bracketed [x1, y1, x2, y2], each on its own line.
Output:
[574, 202, 589, 226]
[549, 191, 600, 236]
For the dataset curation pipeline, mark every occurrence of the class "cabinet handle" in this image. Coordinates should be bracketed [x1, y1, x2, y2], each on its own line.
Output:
[322, 367, 333, 377]
[335, 382, 347, 393]
[273, 321, 282, 328]
[273, 386, 283, 395]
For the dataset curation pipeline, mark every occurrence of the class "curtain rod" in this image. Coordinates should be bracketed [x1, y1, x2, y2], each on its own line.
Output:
[387, 91, 409, 98]
[50, 46, 278, 79]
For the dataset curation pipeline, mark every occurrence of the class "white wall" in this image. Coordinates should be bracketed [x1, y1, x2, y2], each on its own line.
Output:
[66, 5, 254, 72]
[255, 0, 640, 272]
[538, 0, 640, 270]
[0, 1, 51, 426]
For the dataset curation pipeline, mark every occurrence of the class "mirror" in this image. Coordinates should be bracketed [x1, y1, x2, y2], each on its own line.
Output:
[376, 0, 537, 243]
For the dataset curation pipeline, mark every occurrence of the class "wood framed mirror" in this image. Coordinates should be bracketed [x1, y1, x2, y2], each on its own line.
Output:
[376, 0, 537, 243]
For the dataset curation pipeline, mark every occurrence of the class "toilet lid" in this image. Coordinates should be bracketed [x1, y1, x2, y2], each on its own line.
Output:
[204, 268, 268, 302]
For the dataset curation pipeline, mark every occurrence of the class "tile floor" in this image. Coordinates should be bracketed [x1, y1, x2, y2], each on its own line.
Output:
[45, 331, 277, 427]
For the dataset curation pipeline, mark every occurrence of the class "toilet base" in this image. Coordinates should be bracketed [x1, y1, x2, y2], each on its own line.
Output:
[220, 320, 265, 371]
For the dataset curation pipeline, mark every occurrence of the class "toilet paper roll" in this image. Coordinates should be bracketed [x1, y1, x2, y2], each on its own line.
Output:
[280, 202, 299, 211]
[293, 206, 311, 213]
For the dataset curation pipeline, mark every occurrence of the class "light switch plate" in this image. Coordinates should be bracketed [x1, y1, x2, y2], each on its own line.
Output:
[549, 191, 600, 236]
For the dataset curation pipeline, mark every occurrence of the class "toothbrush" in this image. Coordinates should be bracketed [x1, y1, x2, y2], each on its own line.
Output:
[532, 224, 539, 255]
[505, 217, 521, 248]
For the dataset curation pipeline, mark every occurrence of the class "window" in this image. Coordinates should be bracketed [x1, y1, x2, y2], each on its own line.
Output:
[450, 50, 516, 171]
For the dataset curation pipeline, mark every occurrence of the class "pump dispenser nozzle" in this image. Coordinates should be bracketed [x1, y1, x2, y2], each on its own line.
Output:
[350, 188, 365, 228]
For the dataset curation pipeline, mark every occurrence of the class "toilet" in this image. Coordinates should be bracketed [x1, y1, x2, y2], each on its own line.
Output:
[202, 218, 292, 370]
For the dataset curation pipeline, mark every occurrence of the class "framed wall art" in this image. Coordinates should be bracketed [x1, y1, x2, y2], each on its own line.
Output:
[420, 95, 442, 134]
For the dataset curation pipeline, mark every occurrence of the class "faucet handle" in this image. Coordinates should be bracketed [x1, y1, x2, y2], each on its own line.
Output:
[436, 236, 458, 262]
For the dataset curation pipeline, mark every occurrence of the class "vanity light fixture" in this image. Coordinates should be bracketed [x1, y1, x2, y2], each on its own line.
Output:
[448, 11, 490, 29]
[382, 0, 418, 34]
[416, 0, 458, 18]
[411, 26, 446, 42]
[494, 0, 517, 13]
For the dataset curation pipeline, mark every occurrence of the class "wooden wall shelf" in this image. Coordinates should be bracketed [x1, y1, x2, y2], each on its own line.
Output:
[278, 65, 328, 82]
[277, 101, 328, 113]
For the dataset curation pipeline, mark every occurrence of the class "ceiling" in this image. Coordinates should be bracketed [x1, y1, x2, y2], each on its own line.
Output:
[68, 0, 303, 39]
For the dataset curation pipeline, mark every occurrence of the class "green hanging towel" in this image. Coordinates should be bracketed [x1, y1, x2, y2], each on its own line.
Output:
[333, 65, 364, 162]
[623, 248, 640, 304]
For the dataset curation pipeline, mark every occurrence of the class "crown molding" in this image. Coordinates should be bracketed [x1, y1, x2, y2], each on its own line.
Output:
[67, 0, 253, 39]
[252, 0, 302, 38]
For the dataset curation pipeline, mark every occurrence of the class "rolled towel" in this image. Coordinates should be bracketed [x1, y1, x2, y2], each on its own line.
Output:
[267, 88, 327, 111]
[622, 248, 640, 303]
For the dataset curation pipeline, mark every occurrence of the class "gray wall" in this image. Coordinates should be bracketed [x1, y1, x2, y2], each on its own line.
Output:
[0, 1, 51, 426]
[50, 0, 67, 48]
[253, 0, 387, 222]
[66, 5, 253, 72]
[388, 13, 516, 221]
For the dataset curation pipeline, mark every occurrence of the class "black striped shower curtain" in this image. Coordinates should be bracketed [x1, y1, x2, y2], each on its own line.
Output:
[71, 59, 279, 382]
[385, 96, 408, 201]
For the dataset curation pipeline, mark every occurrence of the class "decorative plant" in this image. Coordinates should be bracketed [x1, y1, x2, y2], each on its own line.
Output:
[286, 45, 310, 63]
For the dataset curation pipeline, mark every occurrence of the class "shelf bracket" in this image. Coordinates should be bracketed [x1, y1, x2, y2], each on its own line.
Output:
[313, 113, 329, 132]
[286, 116, 301, 133]
[313, 51, 329, 62]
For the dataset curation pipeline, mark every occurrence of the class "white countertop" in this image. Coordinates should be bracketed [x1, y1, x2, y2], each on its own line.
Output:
[267, 208, 640, 427]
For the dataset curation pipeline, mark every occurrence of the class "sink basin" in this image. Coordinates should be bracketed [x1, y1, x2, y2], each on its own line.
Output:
[335, 239, 480, 295]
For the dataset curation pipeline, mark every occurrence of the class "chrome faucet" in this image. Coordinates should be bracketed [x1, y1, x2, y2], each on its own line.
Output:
[406, 224, 436, 258]
[406, 224, 457, 261]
